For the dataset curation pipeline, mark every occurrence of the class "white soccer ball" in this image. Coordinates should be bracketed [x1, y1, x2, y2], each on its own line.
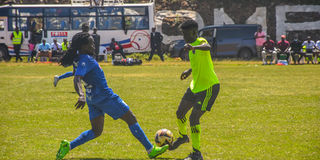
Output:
[155, 129, 174, 147]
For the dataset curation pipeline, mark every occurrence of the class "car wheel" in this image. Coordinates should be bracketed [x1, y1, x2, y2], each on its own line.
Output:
[239, 48, 252, 60]
[0, 46, 10, 62]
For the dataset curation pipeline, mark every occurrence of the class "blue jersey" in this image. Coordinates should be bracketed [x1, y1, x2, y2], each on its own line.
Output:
[75, 54, 116, 104]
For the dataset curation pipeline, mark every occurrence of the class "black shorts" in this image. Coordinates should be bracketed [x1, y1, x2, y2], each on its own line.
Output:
[182, 84, 220, 111]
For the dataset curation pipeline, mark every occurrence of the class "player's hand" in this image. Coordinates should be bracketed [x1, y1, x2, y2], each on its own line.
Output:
[184, 43, 194, 51]
[75, 96, 86, 110]
[180, 69, 192, 80]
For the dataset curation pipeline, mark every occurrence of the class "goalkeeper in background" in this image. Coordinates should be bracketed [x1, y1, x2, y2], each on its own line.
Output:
[169, 20, 220, 160]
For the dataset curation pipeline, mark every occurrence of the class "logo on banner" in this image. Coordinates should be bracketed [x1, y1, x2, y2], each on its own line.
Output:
[51, 32, 68, 37]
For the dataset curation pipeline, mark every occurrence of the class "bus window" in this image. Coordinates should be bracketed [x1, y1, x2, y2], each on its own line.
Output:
[46, 17, 70, 30]
[98, 16, 122, 30]
[71, 8, 96, 16]
[125, 16, 148, 30]
[72, 17, 96, 30]
[19, 17, 28, 31]
[0, 19, 4, 31]
[9, 9, 18, 16]
[98, 7, 122, 16]
[124, 7, 147, 15]
[20, 8, 43, 16]
[8, 17, 28, 31]
[44, 8, 70, 16]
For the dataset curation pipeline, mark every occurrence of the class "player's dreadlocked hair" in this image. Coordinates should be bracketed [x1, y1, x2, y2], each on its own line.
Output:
[59, 32, 91, 67]
[179, 19, 198, 30]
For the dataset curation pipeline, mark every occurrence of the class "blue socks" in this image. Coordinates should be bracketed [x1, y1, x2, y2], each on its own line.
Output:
[58, 71, 73, 80]
[70, 130, 96, 150]
[69, 123, 153, 151]
[129, 123, 153, 151]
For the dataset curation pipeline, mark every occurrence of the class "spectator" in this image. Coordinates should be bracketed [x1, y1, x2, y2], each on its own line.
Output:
[51, 38, 62, 58]
[110, 38, 126, 61]
[316, 39, 320, 64]
[35, 39, 52, 62]
[61, 38, 69, 54]
[27, 40, 36, 63]
[148, 27, 164, 61]
[261, 35, 276, 65]
[302, 36, 317, 64]
[277, 35, 290, 63]
[290, 35, 303, 64]
[91, 27, 101, 61]
[254, 25, 266, 58]
[10, 26, 24, 62]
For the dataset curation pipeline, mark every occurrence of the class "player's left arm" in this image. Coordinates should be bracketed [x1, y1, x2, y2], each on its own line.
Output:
[74, 76, 86, 110]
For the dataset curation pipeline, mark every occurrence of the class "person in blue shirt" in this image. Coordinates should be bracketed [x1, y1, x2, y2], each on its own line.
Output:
[35, 39, 52, 62]
[56, 32, 168, 160]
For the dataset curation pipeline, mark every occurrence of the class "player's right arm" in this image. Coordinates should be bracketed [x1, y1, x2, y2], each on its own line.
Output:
[181, 68, 192, 80]
[74, 76, 86, 110]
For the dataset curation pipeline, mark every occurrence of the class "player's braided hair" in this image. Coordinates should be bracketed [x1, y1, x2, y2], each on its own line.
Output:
[59, 32, 91, 67]
[179, 19, 198, 30]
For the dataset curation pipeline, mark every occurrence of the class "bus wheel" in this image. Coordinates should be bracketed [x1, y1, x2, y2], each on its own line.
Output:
[239, 48, 252, 60]
[0, 46, 10, 62]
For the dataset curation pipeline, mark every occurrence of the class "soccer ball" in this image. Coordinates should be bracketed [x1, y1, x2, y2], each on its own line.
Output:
[155, 129, 174, 147]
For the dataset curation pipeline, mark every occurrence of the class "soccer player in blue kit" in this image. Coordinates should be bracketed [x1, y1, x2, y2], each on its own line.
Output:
[56, 32, 168, 160]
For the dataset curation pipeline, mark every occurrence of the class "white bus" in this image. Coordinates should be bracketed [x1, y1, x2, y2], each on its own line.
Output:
[0, 2, 154, 61]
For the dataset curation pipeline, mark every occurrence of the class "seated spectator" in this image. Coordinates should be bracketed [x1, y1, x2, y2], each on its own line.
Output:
[35, 39, 52, 62]
[290, 35, 302, 64]
[109, 38, 126, 61]
[301, 36, 317, 64]
[61, 38, 69, 54]
[277, 35, 290, 63]
[261, 35, 276, 65]
[51, 38, 62, 57]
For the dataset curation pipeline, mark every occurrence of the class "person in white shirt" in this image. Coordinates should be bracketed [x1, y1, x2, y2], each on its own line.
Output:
[302, 36, 318, 64]
[51, 38, 62, 57]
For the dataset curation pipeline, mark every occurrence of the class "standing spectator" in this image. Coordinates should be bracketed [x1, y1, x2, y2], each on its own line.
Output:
[316, 39, 320, 64]
[277, 35, 290, 63]
[51, 38, 62, 58]
[61, 38, 69, 54]
[148, 27, 164, 61]
[27, 40, 36, 62]
[91, 27, 100, 61]
[10, 26, 24, 62]
[254, 25, 266, 58]
[110, 38, 126, 60]
[302, 36, 317, 64]
[290, 35, 303, 64]
[35, 39, 52, 62]
[261, 35, 276, 65]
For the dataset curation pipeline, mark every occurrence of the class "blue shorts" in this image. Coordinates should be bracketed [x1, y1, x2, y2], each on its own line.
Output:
[88, 96, 130, 120]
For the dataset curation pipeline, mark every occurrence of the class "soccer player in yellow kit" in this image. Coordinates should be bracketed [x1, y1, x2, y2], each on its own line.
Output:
[169, 20, 220, 160]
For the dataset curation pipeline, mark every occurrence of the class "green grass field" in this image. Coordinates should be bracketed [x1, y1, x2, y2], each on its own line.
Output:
[0, 59, 319, 160]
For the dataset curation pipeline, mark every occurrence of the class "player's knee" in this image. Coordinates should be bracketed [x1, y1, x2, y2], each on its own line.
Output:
[189, 114, 200, 126]
[176, 110, 184, 119]
[92, 128, 103, 137]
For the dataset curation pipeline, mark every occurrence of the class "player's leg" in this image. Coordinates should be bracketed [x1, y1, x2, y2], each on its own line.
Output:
[102, 96, 168, 158]
[169, 88, 194, 150]
[185, 84, 220, 160]
[56, 106, 104, 160]
[54, 71, 73, 87]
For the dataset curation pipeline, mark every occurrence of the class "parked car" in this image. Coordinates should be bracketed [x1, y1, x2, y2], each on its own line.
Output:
[169, 24, 259, 60]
